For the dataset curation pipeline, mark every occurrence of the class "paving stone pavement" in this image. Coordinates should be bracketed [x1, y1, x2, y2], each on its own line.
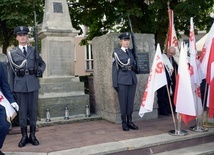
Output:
[2, 115, 214, 155]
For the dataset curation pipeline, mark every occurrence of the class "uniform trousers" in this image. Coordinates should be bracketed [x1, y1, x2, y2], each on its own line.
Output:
[118, 84, 136, 116]
[0, 105, 10, 149]
[16, 90, 38, 127]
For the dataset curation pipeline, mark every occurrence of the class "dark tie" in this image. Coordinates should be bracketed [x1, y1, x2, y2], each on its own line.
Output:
[23, 47, 27, 56]
[125, 49, 129, 56]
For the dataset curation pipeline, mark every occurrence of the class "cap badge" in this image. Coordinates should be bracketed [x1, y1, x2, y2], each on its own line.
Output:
[20, 26, 23, 31]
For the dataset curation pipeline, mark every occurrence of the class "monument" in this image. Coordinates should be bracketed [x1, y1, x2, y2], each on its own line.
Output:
[38, 0, 89, 120]
[92, 33, 156, 123]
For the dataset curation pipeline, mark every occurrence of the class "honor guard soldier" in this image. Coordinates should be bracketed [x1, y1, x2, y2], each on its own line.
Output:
[112, 32, 139, 131]
[7, 26, 46, 147]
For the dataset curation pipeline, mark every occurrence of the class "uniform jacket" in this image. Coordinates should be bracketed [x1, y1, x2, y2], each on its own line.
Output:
[7, 46, 46, 93]
[0, 62, 15, 103]
[112, 47, 137, 88]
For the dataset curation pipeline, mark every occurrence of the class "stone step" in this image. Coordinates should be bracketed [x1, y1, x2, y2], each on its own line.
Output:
[39, 76, 80, 83]
[108, 128, 214, 155]
[38, 94, 89, 118]
[153, 142, 214, 155]
[39, 82, 85, 94]
[8, 114, 102, 135]
[37, 114, 102, 127]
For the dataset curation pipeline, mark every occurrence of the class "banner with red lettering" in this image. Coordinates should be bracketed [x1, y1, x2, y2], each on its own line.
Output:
[139, 44, 167, 117]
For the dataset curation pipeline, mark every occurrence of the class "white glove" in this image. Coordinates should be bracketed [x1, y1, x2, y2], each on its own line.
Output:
[11, 102, 19, 111]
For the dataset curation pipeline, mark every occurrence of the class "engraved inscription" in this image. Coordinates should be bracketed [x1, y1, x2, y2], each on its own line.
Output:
[53, 2, 63, 13]
[137, 52, 150, 74]
[49, 41, 71, 76]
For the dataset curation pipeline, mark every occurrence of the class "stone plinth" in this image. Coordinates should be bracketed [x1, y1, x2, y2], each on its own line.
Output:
[37, 0, 88, 119]
[92, 33, 156, 123]
[38, 77, 89, 119]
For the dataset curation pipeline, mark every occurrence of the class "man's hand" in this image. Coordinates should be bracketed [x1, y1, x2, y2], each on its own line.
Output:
[11, 102, 19, 111]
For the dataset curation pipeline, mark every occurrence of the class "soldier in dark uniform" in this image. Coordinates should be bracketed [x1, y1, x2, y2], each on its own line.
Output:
[0, 62, 19, 155]
[112, 32, 138, 131]
[7, 26, 46, 147]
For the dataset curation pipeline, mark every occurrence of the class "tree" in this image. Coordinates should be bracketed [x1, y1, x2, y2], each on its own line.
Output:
[68, 0, 214, 49]
[0, 0, 44, 54]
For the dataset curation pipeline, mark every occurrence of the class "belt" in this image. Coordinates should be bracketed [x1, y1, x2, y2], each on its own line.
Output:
[127, 66, 132, 70]
[120, 65, 135, 71]
[25, 69, 30, 75]
[16, 69, 35, 77]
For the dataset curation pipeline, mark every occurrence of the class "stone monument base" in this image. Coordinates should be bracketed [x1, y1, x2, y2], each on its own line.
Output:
[97, 106, 158, 124]
[38, 76, 89, 119]
[92, 33, 156, 124]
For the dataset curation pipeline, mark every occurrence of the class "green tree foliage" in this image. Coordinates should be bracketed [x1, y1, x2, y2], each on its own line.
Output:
[68, 0, 214, 49]
[0, 0, 44, 54]
[1, 0, 213, 53]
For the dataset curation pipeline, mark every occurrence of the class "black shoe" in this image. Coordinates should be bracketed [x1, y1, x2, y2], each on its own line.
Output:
[18, 136, 28, 147]
[128, 122, 139, 130]
[0, 150, 5, 155]
[122, 123, 129, 131]
[29, 126, 39, 145]
[29, 134, 39, 145]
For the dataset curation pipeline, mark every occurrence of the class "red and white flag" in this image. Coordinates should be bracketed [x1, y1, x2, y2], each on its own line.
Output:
[206, 38, 214, 118]
[174, 43, 196, 124]
[139, 44, 167, 117]
[200, 23, 214, 78]
[165, 8, 179, 63]
[199, 22, 214, 118]
[189, 17, 203, 116]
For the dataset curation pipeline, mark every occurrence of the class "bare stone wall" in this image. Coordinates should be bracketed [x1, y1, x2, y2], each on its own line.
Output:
[92, 33, 156, 123]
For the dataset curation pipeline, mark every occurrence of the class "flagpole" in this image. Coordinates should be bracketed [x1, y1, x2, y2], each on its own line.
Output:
[189, 83, 208, 132]
[166, 84, 177, 131]
[202, 84, 214, 128]
[166, 84, 187, 136]
[202, 83, 209, 126]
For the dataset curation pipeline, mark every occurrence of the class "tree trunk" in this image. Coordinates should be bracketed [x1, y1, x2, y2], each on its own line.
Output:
[0, 20, 13, 54]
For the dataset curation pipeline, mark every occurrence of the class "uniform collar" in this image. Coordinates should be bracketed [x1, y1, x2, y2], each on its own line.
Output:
[19, 45, 27, 51]
[121, 47, 128, 52]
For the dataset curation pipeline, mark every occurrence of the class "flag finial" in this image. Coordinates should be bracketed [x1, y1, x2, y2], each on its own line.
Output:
[167, 1, 170, 9]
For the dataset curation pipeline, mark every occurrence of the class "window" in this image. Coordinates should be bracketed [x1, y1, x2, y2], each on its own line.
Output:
[85, 44, 93, 71]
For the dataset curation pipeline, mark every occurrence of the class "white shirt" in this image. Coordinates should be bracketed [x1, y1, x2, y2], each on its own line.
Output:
[121, 47, 128, 53]
[19, 45, 27, 53]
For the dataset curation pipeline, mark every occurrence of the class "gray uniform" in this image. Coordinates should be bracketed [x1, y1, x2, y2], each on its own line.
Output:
[112, 47, 137, 116]
[7, 46, 46, 127]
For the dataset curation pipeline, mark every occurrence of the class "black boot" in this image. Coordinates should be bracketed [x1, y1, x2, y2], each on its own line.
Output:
[29, 126, 39, 145]
[18, 127, 28, 147]
[127, 115, 138, 130]
[121, 115, 129, 131]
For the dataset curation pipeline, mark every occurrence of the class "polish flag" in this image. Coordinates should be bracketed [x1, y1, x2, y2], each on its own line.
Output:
[199, 22, 214, 118]
[189, 17, 203, 116]
[200, 23, 214, 77]
[139, 44, 167, 117]
[206, 38, 214, 118]
[165, 8, 179, 63]
[174, 43, 196, 124]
